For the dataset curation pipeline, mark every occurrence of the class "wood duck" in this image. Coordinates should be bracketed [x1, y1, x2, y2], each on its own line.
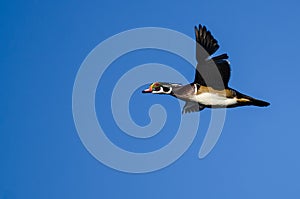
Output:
[142, 24, 270, 113]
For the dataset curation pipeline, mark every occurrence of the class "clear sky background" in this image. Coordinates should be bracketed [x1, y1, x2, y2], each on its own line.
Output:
[1, 0, 300, 198]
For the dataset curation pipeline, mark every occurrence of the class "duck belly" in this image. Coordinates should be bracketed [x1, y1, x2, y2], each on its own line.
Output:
[191, 93, 237, 107]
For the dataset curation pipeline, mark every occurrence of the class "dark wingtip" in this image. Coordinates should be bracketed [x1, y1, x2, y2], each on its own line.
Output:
[194, 23, 219, 56]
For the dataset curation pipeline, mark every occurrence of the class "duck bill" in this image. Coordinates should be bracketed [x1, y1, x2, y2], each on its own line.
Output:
[142, 88, 152, 93]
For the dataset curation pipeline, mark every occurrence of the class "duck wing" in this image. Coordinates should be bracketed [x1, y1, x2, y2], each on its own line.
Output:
[194, 24, 231, 90]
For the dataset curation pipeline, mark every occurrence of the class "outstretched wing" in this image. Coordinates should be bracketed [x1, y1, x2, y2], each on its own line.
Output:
[182, 101, 205, 114]
[194, 24, 231, 89]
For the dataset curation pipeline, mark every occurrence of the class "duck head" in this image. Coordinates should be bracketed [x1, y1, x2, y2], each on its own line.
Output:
[142, 82, 180, 94]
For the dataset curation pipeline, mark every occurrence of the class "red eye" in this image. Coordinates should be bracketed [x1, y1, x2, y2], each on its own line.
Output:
[153, 86, 160, 91]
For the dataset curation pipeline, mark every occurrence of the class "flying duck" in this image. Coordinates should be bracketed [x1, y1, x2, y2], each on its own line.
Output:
[142, 24, 270, 113]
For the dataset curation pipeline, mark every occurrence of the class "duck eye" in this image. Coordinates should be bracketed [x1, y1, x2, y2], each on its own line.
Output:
[153, 86, 160, 91]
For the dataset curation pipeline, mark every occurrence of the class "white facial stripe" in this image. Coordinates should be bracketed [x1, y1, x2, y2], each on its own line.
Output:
[152, 86, 172, 94]
[166, 87, 172, 94]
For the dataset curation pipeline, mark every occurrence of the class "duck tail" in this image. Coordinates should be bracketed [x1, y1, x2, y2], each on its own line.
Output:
[250, 98, 270, 107]
[236, 92, 270, 107]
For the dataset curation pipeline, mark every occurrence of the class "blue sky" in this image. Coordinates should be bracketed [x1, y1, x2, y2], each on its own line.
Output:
[1, 0, 300, 198]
